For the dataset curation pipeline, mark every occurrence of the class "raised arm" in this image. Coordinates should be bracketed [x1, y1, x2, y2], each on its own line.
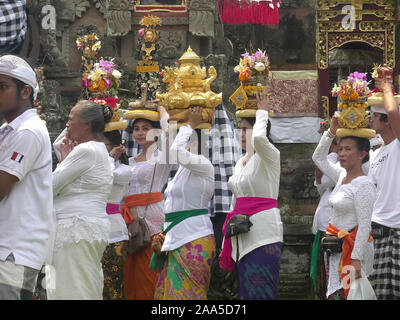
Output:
[169, 107, 213, 177]
[252, 90, 280, 167]
[312, 116, 343, 183]
[377, 80, 400, 140]
[154, 105, 172, 166]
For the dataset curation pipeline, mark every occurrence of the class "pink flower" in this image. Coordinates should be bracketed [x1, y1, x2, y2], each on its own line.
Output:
[99, 59, 114, 73]
[104, 79, 112, 88]
[186, 243, 204, 263]
[241, 52, 249, 58]
[138, 29, 145, 37]
[81, 78, 91, 88]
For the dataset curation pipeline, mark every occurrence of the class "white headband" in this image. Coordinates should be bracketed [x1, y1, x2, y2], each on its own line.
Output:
[370, 134, 383, 147]
[371, 105, 400, 115]
[0, 55, 39, 100]
[370, 106, 387, 115]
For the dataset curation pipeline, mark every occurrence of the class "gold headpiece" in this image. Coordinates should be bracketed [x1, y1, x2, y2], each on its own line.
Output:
[332, 72, 375, 138]
[230, 49, 270, 118]
[155, 46, 222, 129]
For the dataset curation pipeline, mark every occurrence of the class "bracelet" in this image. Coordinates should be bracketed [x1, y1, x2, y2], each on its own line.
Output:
[327, 129, 336, 139]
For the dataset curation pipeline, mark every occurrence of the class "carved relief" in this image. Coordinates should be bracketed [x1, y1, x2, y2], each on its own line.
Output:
[317, 19, 395, 69]
[157, 30, 187, 60]
[105, 0, 133, 36]
[317, 0, 395, 9]
[188, 0, 216, 38]
[134, 0, 187, 12]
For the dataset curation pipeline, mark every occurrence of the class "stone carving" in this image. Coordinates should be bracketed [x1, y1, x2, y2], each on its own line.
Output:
[105, 0, 133, 36]
[203, 53, 227, 93]
[157, 30, 187, 60]
[188, 0, 216, 38]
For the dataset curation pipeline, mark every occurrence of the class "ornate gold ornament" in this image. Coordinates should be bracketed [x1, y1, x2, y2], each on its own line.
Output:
[137, 15, 162, 72]
[332, 72, 375, 138]
[317, 3, 396, 70]
[317, 0, 395, 10]
[155, 46, 222, 129]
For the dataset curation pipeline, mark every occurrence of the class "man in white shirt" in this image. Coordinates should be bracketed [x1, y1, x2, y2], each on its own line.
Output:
[368, 78, 400, 300]
[0, 55, 53, 300]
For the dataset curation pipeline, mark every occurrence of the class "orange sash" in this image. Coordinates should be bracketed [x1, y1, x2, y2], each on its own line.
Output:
[326, 223, 373, 298]
[121, 192, 163, 224]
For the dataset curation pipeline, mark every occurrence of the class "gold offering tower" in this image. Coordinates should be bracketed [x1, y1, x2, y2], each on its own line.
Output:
[156, 46, 222, 129]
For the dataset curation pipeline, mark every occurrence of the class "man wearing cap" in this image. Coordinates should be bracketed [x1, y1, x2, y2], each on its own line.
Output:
[0, 54, 54, 299]
[368, 76, 400, 300]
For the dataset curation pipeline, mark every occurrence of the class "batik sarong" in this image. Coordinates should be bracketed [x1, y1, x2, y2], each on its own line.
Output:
[154, 234, 216, 300]
[101, 241, 128, 300]
[236, 242, 282, 300]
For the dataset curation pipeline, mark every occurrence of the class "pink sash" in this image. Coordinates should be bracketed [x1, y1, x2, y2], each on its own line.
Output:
[106, 203, 120, 215]
[219, 197, 278, 272]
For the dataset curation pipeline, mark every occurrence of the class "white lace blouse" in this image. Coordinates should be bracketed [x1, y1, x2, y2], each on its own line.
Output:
[312, 131, 376, 297]
[125, 115, 173, 236]
[52, 141, 113, 249]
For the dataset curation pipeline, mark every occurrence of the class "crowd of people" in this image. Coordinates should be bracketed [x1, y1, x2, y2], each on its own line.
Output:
[1, 48, 400, 300]
[310, 75, 400, 300]
[0, 54, 283, 300]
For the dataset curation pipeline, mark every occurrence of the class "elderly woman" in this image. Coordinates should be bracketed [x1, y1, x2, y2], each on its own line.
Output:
[152, 106, 216, 300]
[49, 100, 113, 300]
[220, 91, 283, 300]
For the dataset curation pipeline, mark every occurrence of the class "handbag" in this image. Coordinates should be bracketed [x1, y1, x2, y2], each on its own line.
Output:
[127, 163, 157, 255]
[225, 214, 253, 239]
[320, 234, 343, 255]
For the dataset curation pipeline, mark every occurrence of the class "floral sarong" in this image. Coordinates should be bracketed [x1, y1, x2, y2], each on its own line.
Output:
[154, 234, 216, 300]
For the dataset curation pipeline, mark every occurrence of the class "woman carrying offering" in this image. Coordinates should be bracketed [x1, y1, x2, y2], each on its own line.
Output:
[123, 105, 172, 300]
[152, 106, 216, 300]
[312, 115, 376, 300]
[220, 90, 283, 300]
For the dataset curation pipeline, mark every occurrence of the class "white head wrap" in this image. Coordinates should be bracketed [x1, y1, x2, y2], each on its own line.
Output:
[0, 55, 39, 100]
[370, 106, 387, 115]
[369, 134, 384, 148]
[371, 105, 400, 115]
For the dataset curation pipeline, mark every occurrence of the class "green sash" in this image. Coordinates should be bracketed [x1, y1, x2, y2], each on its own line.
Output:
[149, 209, 209, 271]
[310, 230, 322, 290]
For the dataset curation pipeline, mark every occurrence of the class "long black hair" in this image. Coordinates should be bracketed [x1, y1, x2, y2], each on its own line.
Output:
[104, 130, 129, 165]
